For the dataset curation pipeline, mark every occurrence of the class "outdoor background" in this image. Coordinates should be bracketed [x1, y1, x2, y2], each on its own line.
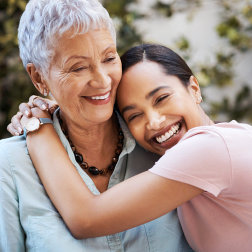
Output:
[0, 0, 251, 139]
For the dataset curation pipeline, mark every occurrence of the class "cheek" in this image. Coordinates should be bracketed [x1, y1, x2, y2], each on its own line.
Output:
[112, 65, 122, 88]
[128, 122, 145, 142]
[167, 95, 189, 114]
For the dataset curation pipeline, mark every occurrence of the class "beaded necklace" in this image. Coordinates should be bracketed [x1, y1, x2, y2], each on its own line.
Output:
[58, 114, 124, 176]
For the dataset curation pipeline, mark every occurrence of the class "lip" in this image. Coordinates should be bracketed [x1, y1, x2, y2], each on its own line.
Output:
[148, 119, 186, 151]
[150, 119, 183, 140]
[83, 91, 111, 105]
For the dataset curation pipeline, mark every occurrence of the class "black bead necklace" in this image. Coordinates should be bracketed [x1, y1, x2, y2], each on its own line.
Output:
[58, 114, 124, 176]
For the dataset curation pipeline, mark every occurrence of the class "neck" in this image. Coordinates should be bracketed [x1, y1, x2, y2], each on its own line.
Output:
[59, 111, 120, 171]
[61, 111, 118, 152]
[199, 106, 214, 126]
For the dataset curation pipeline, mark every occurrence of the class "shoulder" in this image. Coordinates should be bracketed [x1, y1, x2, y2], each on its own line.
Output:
[154, 125, 231, 176]
[0, 136, 29, 176]
[150, 126, 233, 196]
[183, 121, 252, 153]
[177, 125, 230, 155]
[0, 135, 27, 157]
[186, 121, 252, 139]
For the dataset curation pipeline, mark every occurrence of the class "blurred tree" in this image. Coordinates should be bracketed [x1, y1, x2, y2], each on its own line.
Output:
[102, 0, 143, 54]
[0, 0, 38, 138]
[0, 0, 251, 139]
[154, 0, 252, 122]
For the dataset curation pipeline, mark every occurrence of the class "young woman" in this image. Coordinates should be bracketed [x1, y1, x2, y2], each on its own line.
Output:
[10, 44, 252, 252]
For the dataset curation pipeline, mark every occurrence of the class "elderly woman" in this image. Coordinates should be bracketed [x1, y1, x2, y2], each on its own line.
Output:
[0, 0, 192, 251]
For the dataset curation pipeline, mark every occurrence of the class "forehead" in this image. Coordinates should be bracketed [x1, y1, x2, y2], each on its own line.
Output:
[53, 29, 116, 62]
[118, 61, 186, 103]
[119, 61, 171, 94]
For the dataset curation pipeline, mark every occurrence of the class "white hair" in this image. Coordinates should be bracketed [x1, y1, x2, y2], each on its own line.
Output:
[18, 0, 116, 76]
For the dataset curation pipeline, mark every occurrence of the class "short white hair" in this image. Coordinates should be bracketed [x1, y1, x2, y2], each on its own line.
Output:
[18, 0, 116, 75]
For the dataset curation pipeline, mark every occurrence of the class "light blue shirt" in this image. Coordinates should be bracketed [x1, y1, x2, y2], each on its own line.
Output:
[0, 113, 192, 252]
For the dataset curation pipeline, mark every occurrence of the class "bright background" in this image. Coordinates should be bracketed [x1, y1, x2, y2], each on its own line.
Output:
[0, 0, 251, 138]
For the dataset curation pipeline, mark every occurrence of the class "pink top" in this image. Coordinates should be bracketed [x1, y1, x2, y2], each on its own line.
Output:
[149, 121, 252, 252]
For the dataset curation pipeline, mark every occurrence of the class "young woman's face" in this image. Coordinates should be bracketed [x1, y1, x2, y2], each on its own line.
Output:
[117, 61, 203, 155]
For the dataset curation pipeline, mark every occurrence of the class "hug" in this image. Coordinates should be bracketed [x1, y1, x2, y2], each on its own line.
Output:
[2, 0, 252, 252]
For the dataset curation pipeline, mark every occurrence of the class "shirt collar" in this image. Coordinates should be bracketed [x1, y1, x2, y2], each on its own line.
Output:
[53, 108, 136, 155]
[116, 111, 136, 156]
[52, 108, 137, 192]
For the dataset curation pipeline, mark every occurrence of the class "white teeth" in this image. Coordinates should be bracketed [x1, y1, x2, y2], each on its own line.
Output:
[90, 92, 110, 100]
[156, 122, 181, 143]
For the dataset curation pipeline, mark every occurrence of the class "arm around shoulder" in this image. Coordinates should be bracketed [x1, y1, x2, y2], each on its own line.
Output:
[26, 126, 203, 238]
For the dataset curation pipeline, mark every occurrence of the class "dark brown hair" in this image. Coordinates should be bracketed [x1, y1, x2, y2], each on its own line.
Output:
[121, 44, 193, 87]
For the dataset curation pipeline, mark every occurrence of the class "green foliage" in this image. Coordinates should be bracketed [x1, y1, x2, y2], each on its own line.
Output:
[216, 2, 252, 51]
[0, 0, 38, 138]
[153, 0, 202, 17]
[153, 1, 173, 17]
[171, 1, 252, 122]
[103, 0, 143, 54]
[211, 85, 252, 122]
[204, 1, 252, 120]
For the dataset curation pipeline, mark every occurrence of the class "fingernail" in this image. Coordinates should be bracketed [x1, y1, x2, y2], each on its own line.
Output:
[15, 132, 19, 136]
[42, 104, 47, 110]
[18, 127, 23, 134]
[25, 110, 29, 116]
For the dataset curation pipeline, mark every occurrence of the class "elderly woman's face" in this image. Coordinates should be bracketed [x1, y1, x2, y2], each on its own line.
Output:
[45, 28, 122, 126]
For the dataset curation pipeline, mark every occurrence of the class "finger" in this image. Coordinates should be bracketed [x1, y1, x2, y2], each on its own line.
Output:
[19, 103, 32, 117]
[28, 95, 38, 106]
[29, 95, 49, 110]
[47, 100, 58, 115]
[48, 104, 59, 115]
[7, 123, 20, 136]
[34, 99, 48, 111]
[30, 107, 51, 119]
[11, 114, 24, 134]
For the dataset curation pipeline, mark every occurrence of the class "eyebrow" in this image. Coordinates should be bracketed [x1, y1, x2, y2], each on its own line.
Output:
[145, 86, 170, 99]
[65, 44, 116, 64]
[65, 55, 89, 64]
[121, 105, 136, 116]
[102, 44, 117, 54]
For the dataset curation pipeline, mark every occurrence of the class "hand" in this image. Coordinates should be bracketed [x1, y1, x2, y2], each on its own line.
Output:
[7, 95, 58, 136]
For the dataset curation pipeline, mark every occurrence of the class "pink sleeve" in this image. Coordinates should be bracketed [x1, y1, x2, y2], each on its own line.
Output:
[149, 129, 232, 196]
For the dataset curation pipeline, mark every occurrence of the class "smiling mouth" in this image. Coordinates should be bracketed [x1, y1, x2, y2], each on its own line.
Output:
[84, 91, 111, 100]
[89, 92, 110, 100]
[154, 121, 182, 144]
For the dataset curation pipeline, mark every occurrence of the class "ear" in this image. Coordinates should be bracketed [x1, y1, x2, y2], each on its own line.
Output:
[26, 63, 49, 96]
[188, 75, 202, 104]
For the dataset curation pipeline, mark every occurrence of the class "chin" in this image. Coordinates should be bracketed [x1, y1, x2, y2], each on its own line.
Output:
[90, 109, 114, 124]
[150, 147, 165, 156]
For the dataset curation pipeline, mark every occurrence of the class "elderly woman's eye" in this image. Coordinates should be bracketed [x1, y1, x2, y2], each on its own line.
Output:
[104, 57, 116, 63]
[72, 66, 88, 72]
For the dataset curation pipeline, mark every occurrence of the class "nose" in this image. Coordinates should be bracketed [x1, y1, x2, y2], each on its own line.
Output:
[146, 111, 166, 131]
[89, 66, 111, 89]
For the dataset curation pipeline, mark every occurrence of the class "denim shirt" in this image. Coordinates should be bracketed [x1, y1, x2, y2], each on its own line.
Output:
[0, 112, 192, 252]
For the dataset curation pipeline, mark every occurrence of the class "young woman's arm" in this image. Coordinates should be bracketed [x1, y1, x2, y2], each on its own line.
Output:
[26, 122, 202, 239]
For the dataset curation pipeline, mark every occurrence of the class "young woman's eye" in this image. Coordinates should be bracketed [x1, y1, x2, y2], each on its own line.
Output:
[128, 113, 142, 122]
[155, 95, 169, 105]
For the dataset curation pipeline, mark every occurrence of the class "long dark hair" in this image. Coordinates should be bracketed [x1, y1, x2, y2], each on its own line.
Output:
[120, 44, 193, 87]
